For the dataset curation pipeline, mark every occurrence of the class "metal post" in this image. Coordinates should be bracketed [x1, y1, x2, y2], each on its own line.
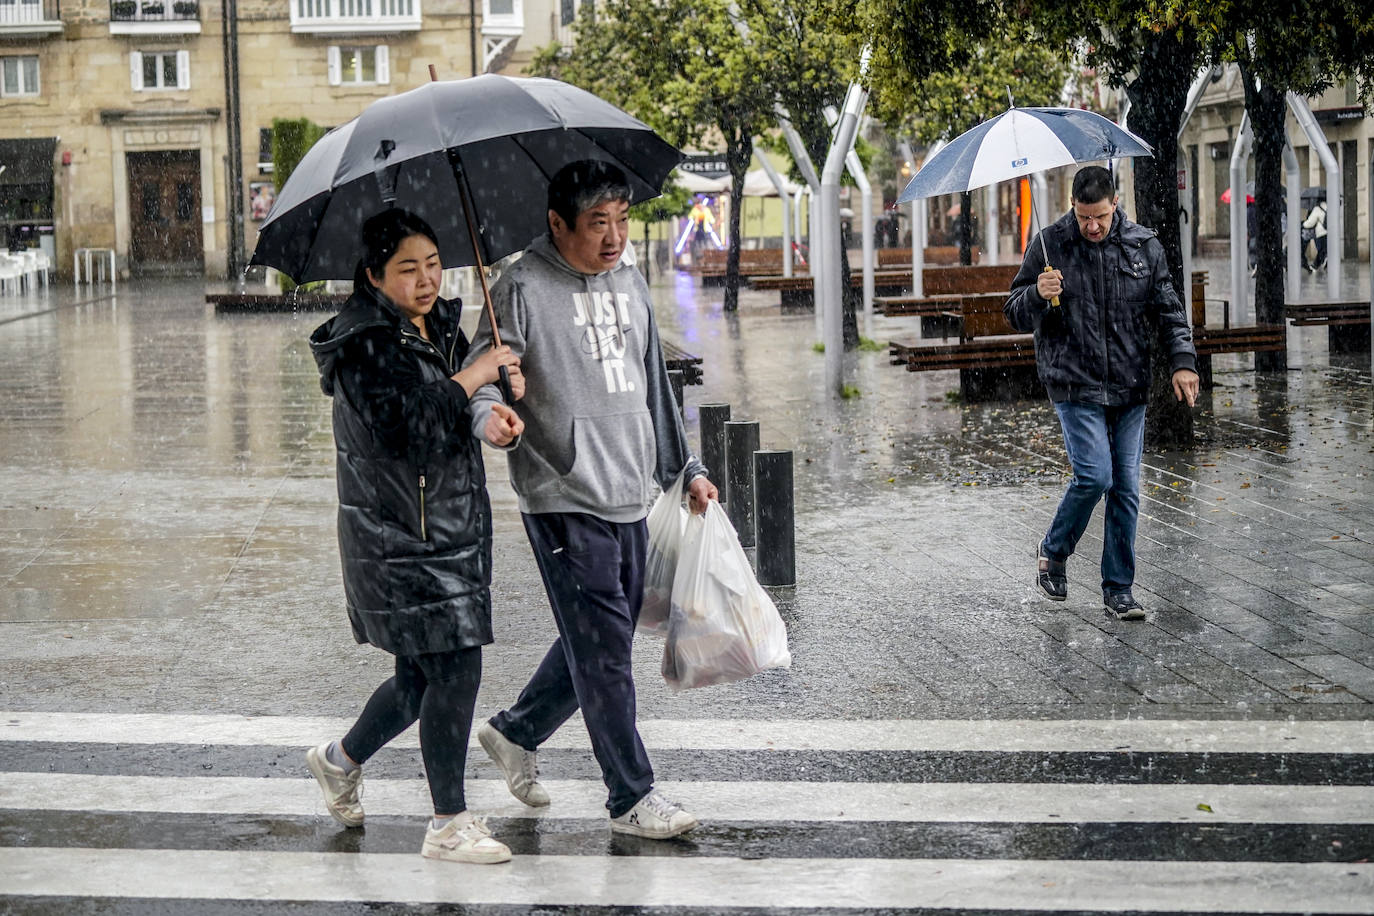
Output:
[666, 369, 685, 415]
[982, 184, 998, 264]
[754, 450, 795, 587]
[820, 49, 870, 395]
[1177, 67, 1213, 322]
[724, 419, 760, 547]
[1282, 140, 1301, 303]
[756, 152, 793, 278]
[845, 147, 874, 334]
[1288, 92, 1342, 299]
[1229, 113, 1252, 322]
[699, 403, 731, 495]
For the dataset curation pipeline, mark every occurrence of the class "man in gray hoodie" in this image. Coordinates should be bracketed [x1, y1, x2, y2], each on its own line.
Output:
[464, 160, 716, 840]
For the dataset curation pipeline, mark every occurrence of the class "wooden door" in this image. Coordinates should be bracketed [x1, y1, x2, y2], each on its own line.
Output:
[128, 150, 203, 274]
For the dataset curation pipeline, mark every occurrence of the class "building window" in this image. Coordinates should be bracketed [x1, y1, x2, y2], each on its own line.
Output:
[130, 50, 190, 91]
[1, 56, 40, 98]
[327, 45, 389, 86]
[258, 127, 274, 173]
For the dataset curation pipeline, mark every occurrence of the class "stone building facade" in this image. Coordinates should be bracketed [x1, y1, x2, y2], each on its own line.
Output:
[0, 0, 568, 278]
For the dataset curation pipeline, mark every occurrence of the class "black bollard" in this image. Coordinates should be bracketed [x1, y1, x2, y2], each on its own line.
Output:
[754, 450, 795, 587]
[666, 369, 685, 415]
[699, 403, 731, 495]
[724, 419, 760, 547]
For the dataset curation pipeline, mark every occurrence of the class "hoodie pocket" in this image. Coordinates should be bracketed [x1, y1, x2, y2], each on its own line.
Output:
[561, 411, 656, 511]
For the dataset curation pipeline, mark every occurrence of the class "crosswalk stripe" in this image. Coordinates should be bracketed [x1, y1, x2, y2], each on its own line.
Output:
[5, 711, 1372, 753]
[3, 772, 1370, 825]
[4, 848, 1372, 912]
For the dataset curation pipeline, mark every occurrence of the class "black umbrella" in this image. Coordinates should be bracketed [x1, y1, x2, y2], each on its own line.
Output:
[251, 74, 680, 283]
[1301, 186, 1326, 204]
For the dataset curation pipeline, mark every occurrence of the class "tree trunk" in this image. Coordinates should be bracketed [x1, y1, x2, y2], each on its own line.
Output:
[722, 134, 752, 312]
[839, 222, 859, 348]
[958, 189, 973, 265]
[642, 222, 651, 285]
[1238, 61, 1289, 372]
[1126, 33, 1198, 449]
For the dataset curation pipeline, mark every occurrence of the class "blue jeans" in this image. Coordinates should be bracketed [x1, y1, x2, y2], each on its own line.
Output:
[1041, 401, 1146, 597]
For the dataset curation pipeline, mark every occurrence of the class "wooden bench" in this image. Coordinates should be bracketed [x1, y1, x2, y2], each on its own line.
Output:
[887, 296, 1041, 400]
[1284, 301, 1371, 353]
[749, 269, 912, 309]
[208, 292, 348, 313]
[876, 246, 979, 268]
[683, 248, 786, 286]
[661, 339, 704, 386]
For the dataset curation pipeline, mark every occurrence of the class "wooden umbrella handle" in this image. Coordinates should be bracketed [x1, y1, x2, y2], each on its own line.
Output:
[1042, 264, 1061, 308]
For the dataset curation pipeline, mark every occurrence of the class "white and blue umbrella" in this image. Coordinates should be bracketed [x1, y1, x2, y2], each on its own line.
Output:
[896, 107, 1152, 202]
[896, 107, 1152, 305]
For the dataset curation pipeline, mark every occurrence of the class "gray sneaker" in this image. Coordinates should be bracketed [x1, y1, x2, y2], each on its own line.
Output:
[421, 814, 511, 864]
[610, 791, 698, 839]
[306, 742, 363, 827]
[1104, 592, 1146, 621]
[477, 721, 550, 807]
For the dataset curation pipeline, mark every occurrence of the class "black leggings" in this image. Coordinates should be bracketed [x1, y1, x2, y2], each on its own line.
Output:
[340, 646, 482, 815]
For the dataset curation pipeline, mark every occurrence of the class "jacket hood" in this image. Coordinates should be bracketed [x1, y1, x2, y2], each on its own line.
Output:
[524, 232, 636, 283]
[309, 284, 396, 396]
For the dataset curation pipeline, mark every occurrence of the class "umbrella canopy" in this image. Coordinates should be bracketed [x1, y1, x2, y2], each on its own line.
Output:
[896, 107, 1152, 202]
[1219, 181, 1255, 205]
[1301, 186, 1326, 204]
[250, 74, 681, 282]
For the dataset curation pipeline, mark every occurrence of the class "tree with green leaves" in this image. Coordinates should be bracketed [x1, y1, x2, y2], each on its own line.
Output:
[865, 19, 1070, 265]
[1159, 0, 1374, 368]
[529, 0, 774, 311]
[1033, 1, 1207, 446]
[734, 0, 868, 346]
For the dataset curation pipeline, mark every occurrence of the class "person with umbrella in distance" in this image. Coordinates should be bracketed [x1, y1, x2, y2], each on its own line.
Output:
[465, 159, 718, 839]
[1005, 166, 1199, 621]
[306, 208, 526, 864]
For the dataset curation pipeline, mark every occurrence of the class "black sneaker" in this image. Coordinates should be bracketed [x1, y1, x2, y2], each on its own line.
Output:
[1104, 592, 1146, 621]
[1037, 553, 1067, 601]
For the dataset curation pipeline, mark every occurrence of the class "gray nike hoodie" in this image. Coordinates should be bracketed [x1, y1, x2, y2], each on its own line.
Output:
[464, 234, 706, 523]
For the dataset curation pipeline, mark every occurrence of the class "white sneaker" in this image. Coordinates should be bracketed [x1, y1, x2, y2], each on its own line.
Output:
[609, 791, 698, 839]
[306, 742, 363, 828]
[421, 814, 511, 864]
[477, 722, 550, 807]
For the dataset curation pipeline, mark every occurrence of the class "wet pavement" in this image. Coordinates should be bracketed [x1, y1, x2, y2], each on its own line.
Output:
[0, 256, 1371, 912]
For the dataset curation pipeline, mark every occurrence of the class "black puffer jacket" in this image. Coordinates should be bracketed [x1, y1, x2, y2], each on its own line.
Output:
[309, 284, 493, 656]
[1005, 210, 1196, 406]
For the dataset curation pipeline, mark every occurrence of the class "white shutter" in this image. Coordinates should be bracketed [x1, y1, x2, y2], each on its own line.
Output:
[176, 50, 190, 90]
[327, 46, 341, 86]
[129, 52, 143, 91]
[375, 45, 389, 85]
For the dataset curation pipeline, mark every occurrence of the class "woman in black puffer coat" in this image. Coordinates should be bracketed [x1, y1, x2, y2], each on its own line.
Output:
[305, 209, 525, 865]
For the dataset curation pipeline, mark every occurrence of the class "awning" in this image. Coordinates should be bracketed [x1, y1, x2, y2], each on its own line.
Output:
[0, 137, 58, 187]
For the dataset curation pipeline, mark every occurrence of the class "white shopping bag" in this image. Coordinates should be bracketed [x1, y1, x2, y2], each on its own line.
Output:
[662, 501, 791, 690]
[638, 473, 687, 635]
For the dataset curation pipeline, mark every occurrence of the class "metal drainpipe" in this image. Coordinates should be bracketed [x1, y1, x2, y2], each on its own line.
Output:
[1229, 112, 1252, 322]
[756, 152, 792, 277]
[222, 0, 244, 279]
[1177, 67, 1213, 319]
[1288, 92, 1342, 299]
[845, 147, 873, 334]
[820, 48, 870, 395]
[1282, 140, 1301, 303]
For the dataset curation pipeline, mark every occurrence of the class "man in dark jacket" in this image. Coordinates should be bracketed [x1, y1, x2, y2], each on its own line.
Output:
[1005, 166, 1199, 621]
[465, 160, 717, 840]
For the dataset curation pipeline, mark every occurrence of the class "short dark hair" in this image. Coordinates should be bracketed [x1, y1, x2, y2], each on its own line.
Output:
[1072, 166, 1116, 205]
[354, 208, 439, 289]
[548, 160, 632, 230]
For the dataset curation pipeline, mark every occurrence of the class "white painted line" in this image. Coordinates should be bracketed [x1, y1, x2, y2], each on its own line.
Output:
[3, 773, 1371, 825]
[4, 711, 1372, 753]
[2, 848, 1371, 912]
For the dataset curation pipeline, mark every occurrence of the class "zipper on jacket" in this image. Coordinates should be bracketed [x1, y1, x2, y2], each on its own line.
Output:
[418, 471, 428, 541]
